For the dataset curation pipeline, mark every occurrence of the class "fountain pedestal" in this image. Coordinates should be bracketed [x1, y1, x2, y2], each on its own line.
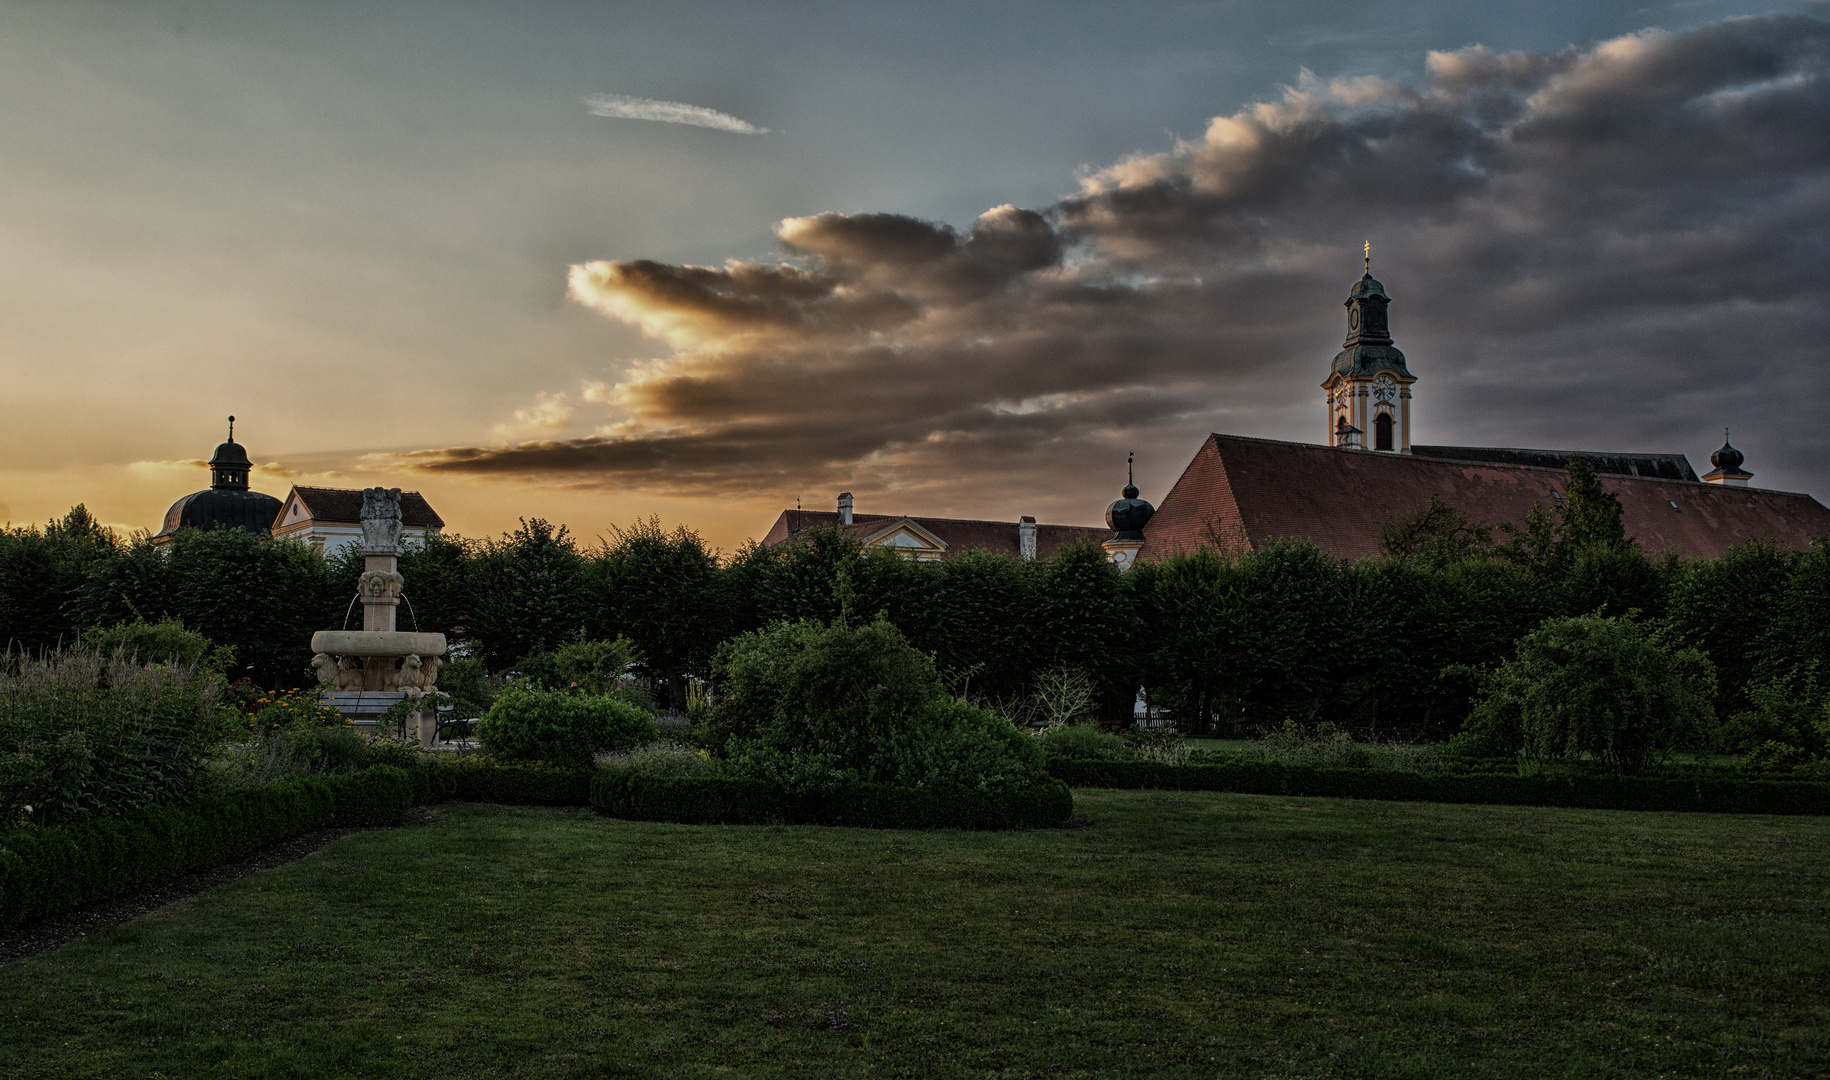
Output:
[309, 488, 447, 745]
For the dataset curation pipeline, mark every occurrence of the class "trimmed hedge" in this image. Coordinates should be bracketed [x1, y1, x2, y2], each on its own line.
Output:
[421, 758, 596, 806]
[591, 772, 1073, 830]
[0, 766, 412, 932]
[1047, 758, 1830, 815]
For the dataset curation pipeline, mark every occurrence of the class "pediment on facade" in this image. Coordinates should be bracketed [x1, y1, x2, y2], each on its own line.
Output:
[860, 518, 949, 555]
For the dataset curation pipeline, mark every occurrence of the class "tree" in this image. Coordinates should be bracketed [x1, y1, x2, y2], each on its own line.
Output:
[397, 533, 476, 643]
[898, 548, 1035, 700]
[1379, 495, 1493, 565]
[586, 517, 720, 709]
[0, 505, 123, 652]
[1752, 538, 1830, 690]
[1460, 614, 1717, 773]
[1663, 537, 1794, 714]
[76, 527, 339, 688]
[1033, 541, 1138, 722]
[469, 519, 587, 671]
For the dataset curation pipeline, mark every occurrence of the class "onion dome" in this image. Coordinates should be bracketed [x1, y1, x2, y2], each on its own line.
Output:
[1710, 438, 1744, 473]
[154, 417, 283, 541]
[1701, 428, 1754, 486]
[1105, 454, 1155, 540]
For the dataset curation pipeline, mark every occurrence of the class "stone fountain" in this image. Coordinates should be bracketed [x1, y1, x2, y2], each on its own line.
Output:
[309, 487, 447, 746]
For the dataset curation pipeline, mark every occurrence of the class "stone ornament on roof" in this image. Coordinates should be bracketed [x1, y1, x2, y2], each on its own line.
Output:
[360, 487, 405, 555]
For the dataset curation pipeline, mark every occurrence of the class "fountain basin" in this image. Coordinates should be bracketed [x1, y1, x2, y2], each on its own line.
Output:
[310, 630, 448, 657]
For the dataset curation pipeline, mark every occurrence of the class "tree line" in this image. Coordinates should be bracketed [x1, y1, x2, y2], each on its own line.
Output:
[4, 457, 1827, 742]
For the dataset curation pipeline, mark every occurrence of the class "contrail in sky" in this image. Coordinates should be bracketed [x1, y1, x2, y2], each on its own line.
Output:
[583, 93, 769, 134]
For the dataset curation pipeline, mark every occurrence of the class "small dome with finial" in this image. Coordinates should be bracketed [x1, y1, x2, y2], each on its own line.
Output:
[208, 415, 251, 477]
[154, 416, 283, 541]
[1106, 453, 1155, 539]
[1710, 433, 1744, 472]
[1701, 428, 1754, 486]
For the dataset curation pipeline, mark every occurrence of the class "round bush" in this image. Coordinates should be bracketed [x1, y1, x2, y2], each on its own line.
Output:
[1034, 722, 1134, 761]
[477, 687, 657, 766]
[1460, 614, 1716, 773]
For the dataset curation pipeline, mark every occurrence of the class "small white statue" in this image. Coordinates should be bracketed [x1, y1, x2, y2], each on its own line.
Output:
[360, 487, 404, 554]
[396, 653, 424, 691]
[311, 652, 338, 685]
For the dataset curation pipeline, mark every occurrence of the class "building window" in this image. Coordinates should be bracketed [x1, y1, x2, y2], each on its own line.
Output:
[1374, 412, 1394, 451]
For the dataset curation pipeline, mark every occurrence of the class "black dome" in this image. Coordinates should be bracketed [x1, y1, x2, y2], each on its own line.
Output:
[1710, 439, 1745, 471]
[209, 440, 252, 468]
[1106, 484, 1155, 539]
[157, 488, 283, 539]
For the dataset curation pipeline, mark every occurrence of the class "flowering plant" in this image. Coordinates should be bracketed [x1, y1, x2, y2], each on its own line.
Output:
[246, 687, 348, 735]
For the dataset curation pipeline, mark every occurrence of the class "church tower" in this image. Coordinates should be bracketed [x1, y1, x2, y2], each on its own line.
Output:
[1322, 246, 1415, 453]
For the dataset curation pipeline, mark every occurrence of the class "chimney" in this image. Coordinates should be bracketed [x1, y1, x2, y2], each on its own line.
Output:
[1019, 516, 1037, 561]
[837, 492, 854, 526]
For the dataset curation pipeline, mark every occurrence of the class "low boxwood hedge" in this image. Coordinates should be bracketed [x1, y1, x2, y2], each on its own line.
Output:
[1046, 758, 1830, 815]
[421, 758, 596, 806]
[0, 765, 412, 932]
[591, 772, 1073, 830]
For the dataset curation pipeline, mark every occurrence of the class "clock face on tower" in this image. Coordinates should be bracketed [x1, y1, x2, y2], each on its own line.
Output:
[1348, 307, 1361, 331]
[1373, 374, 1397, 404]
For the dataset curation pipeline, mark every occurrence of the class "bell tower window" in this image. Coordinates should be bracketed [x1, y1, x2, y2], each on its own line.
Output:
[1374, 412, 1393, 451]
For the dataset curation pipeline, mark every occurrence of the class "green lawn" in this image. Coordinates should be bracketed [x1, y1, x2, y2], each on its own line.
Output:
[2, 792, 1826, 1079]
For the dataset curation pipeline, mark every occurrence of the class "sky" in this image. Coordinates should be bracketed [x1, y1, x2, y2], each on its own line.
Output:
[3, 0, 1827, 554]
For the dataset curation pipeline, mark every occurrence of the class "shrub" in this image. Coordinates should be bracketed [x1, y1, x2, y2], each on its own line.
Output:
[83, 618, 227, 671]
[1042, 757, 1830, 815]
[874, 699, 1048, 794]
[712, 618, 1054, 796]
[514, 637, 638, 695]
[244, 687, 346, 738]
[431, 756, 595, 805]
[1722, 665, 1828, 765]
[477, 686, 657, 766]
[1261, 720, 1372, 769]
[1028, 667, 1097, 727]
[0, 765, 411, 931]
[0, 648, 220, 826]
[597, 739, 720, 779]
[710, 618, 939, 764]
[1460, 614, 1717, 773]
[1034, 722, 1135, 761]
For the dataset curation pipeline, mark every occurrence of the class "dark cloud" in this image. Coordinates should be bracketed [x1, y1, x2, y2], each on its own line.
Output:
[406, 14, 1830, 515]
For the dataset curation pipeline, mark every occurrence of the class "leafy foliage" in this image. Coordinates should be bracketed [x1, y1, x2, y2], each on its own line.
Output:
[1460, 614, 1717, 773]
[1721, 665, 1829, 768]
[1034, 722, 1133, 761]
[586, 518, 721, 710]
[75, 528, 341, 688]
[0, 647, 221, 825]
[512, 636, 638, 695]
[476, 686, 657, 766]
[468, 519, 587, 671]
[82, 617, 226, 670]
[711, 617, 1045, 795]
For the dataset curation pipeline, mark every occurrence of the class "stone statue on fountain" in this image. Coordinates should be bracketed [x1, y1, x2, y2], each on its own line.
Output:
[309, 486, 449, 745]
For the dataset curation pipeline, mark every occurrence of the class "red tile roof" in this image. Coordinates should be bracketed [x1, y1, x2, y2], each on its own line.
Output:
[287, 486, 445, 528]
[1141, 434, 1830, 562]
[763, 510, 1107, 559]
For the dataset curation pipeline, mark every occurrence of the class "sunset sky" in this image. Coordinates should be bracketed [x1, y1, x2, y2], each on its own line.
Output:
[4, 1, 1827, 554]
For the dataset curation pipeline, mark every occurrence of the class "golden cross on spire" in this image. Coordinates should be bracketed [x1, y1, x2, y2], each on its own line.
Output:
[1363, 240, 1371, 275]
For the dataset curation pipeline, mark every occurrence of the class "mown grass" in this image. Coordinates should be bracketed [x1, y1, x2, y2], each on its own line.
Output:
[1, 791, 1826, 1078]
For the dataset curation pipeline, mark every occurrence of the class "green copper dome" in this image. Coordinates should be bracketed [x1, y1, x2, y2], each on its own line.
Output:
[1332, 272, 1413, 379]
